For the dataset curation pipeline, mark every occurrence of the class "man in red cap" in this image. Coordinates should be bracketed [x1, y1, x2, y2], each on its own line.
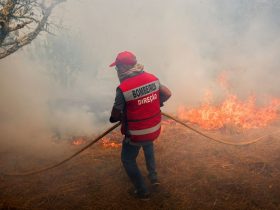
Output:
[109, 51, 171, 200]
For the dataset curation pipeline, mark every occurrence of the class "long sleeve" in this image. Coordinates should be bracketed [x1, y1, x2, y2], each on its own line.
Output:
[159, 84, 171, 106]
[110, 88, 125, 123]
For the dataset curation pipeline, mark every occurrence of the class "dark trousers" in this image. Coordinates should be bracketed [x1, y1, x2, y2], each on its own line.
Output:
[121, 138, 157, 193]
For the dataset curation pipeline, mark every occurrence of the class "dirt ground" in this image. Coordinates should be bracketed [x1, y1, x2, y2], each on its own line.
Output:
[1, 120, 280, 210]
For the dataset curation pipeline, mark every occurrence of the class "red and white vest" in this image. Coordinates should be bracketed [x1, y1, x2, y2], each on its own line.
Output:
[118, 72, 161, 142]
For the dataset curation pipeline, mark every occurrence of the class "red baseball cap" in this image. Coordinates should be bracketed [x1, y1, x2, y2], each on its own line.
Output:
[109, 51, 137, 67]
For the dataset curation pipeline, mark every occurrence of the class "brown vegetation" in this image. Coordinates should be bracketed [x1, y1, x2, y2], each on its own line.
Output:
[1, 120, 280, 210]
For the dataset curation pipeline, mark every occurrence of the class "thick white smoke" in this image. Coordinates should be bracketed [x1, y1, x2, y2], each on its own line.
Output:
[0, 0, 280, 151]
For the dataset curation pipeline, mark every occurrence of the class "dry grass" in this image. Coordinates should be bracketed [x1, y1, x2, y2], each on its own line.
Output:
[1, 121, 280, 210]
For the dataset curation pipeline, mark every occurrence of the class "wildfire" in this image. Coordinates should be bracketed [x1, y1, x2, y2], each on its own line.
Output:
[178, 73, 280, 130]
[72, 137, 87, 145]
[101, 137, 121, 149]
[217, 71, 230, 90]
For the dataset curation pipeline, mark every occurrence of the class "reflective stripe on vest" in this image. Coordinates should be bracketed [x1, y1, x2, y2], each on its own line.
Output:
[122, 81, 160, 102]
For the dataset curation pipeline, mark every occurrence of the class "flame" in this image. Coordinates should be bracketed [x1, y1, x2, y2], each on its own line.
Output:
[101, 137, 121, 149]
[178, 73, 280, 130]
[217, 71, 230, 90]
[72, 137, 86, 145]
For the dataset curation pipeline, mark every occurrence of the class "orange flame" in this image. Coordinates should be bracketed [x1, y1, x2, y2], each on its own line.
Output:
[101, 137, 121, 149]
[178, 74, 280, 130]
[72, 137, 86, 145]
[217, 71, 230, 90]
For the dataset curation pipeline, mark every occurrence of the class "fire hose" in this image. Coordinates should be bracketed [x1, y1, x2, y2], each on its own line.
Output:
[2, 122, 121, 177]
[162, 112, 280, 146]
[2, 112, 279, 177]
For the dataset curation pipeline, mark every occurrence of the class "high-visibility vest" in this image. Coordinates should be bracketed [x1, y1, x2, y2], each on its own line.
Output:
[118, 72, 161, 142]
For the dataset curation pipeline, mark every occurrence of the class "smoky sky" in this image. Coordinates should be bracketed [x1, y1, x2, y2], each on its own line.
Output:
[0, 0, 280, 148]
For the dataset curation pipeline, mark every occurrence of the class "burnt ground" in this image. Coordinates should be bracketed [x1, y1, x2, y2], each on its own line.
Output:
[1, 120, 280, 210]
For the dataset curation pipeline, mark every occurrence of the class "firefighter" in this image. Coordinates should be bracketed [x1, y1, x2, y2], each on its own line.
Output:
[109, 51, 171, 200]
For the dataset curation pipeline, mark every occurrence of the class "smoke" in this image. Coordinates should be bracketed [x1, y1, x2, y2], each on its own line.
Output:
[1, 0, 280, 153]
[57, 0, 280, 106]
